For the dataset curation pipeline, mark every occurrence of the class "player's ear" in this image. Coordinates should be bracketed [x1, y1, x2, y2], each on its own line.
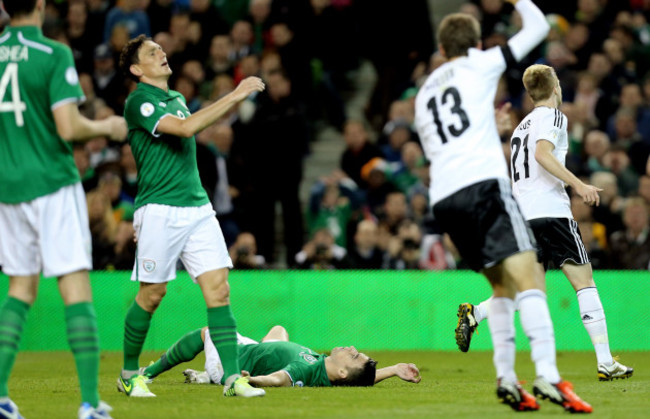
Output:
[338, 367, 348, 380]
[438, 44, 446, 59]
[130, 64, 143, 79]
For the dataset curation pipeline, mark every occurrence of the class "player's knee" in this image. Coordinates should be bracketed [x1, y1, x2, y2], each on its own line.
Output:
[270, 325, 288, 340]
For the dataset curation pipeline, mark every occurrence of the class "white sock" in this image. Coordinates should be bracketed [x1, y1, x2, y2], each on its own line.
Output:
[474, 297, 492, 324]
[577, 287, 613, 365]
[517, 289, 561, 383]
[487, 297, 518, 383]
[204, 334, 224, 384]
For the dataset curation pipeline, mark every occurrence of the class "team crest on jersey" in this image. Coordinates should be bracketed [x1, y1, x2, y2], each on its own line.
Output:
[143, 259, 156, 273]
[65, 67, 79, 85]
[299, 351, 317, 364]
[140, 102, 155, 117]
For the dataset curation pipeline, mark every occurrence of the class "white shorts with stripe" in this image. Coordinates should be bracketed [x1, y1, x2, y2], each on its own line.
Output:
[131, 203, 233, 283]
[0, 182, 92, 277]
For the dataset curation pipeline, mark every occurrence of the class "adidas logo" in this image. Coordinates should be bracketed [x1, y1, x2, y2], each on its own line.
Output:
[582, 314, 593, 321]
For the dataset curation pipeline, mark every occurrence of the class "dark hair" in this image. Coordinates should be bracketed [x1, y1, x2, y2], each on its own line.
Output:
[2, 0, 38, 17]
[119, 34, 151, 83]
[437, 13, 481, 58]
[331, 358, 377, 387]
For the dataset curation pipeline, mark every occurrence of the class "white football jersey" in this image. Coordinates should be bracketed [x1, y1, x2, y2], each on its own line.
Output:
[510, 106, 572, 220]
[415, 47, 509, 205]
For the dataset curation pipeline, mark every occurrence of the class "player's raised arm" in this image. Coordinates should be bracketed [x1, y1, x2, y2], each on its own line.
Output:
[156, 76, 265, 138]
[504, 0, 550, 62]
[52, 103, 127, 142]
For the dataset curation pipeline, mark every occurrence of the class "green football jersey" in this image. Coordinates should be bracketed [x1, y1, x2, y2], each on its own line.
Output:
[124, 82, 209, 209]
[0, 26, 83, 203]
[238, 341, 332, 387]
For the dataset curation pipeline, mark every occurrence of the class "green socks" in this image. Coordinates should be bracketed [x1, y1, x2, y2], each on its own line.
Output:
[207, 306, 239, 379]
[0, 297, 29, 397]
[144, 329, 203, 378]
[123, 301, 152, 371]
[65, 302, 100, 407]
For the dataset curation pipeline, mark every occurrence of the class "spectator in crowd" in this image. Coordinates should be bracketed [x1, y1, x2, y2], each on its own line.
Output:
[74, 144, 98, 192]
[340, 120, 383, 189]
[307, 183, 352, 248]
[583, 130, 611, 173]
[87, 190, 118, 270]
[572, 194, 609, 269]
[378, 191, 408, 235]
[384, 219, 423, 270]
[92, 43, 125, 113]
[104, 0, 151, 42]
[347, 219, 384, 269]
[637, 174, 650, 207]
[609, 197, 650, 269]
[295, 228, 349, 270]
[120, 144, 138, 202]
[96, 170, 134, 222]
[229, 232, 267, 270]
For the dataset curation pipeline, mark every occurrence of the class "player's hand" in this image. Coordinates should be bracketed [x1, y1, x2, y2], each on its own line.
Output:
[575, 183, 603, 206]
[394, 363, 421, 383]
[107, 116, 128, 142]
[241, 370, 251, 378]
[231, 76, 265, 102]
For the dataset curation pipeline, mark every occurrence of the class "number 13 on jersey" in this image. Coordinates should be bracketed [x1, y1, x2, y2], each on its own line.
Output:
[426, 87, 470, 144]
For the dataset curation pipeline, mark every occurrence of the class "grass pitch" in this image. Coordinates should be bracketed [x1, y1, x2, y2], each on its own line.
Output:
[9, 350, 649, 418]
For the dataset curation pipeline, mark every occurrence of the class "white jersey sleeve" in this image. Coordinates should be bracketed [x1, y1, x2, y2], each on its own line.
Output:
[510, 107, 572, 220]
[415, 47, 509, 204]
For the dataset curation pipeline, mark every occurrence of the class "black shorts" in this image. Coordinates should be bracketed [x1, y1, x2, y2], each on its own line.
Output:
[528, 217, 590, 270]
[433, 179, 536, 272]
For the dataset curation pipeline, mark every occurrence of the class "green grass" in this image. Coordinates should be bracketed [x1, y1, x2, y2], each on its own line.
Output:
[9, 351, 649, 418]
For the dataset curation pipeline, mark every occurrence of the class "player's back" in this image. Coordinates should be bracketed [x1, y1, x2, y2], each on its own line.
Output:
[415, 47, 509, 205]
[0, 26, 82, 203]
[510, 106, 572, 220]
[238, 341, 324, 376]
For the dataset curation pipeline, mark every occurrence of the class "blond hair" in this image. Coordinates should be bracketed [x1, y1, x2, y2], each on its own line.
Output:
[523, 64, 557, 102]
[437, 13, 480, 58]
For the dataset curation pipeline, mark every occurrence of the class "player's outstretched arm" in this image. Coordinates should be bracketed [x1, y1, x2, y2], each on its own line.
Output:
[157, 76, 265, 138]
[242, 370, 292, 387]
[506, 0, 550, 62]
[374, 363, 421, 384]
[535, 139, 602, 206]
[53, 103, 127, 142]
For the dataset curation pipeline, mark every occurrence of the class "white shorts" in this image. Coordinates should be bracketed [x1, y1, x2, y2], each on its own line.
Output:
[0, 183, 92, 277]
[131, 203, 233, 283]
[205, 333, 259, 384]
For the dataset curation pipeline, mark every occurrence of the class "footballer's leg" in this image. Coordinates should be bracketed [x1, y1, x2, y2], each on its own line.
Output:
[562, 262, 633, 381]
[144, 329, 204, 379]
[59, 271, 101, 409]
[197, 268, 264, 397]
[0, 276, 37, 419]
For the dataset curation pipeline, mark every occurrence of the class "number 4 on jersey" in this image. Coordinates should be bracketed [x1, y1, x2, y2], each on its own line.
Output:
[0, 63, 26, 127]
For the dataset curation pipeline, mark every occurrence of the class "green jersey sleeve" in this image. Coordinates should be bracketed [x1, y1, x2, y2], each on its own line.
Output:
[282, 357, 330, 387]
[49, 46, 84, 109]
[124, 91, 172, 138]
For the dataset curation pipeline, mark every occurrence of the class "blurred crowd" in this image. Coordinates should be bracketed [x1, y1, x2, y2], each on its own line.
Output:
[3, 0, 650, 270]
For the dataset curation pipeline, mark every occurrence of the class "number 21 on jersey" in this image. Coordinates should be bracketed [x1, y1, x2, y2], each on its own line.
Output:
[426, 87, 470, 144]
[0, 63, 26, 127]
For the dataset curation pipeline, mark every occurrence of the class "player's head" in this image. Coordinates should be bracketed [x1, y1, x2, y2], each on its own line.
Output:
[119, 35, 172, 83]
[523, 64, 562, 107]
[3, 0, 44, 20]
[437, 13, 481, 59]
[328, 346, 377, 387]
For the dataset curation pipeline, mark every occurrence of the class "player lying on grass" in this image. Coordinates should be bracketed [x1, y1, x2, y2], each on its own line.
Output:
[141, 325, 421, 388]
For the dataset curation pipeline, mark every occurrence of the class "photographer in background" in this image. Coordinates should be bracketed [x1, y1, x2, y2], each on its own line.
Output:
[228, 232, 267, 270]
[295, 228, 350, 270]
[384, 219, 423, 270]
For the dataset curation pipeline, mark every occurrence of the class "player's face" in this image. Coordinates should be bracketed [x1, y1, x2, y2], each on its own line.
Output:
[135, 40, 172, 80]
[330, 346, 370, 371]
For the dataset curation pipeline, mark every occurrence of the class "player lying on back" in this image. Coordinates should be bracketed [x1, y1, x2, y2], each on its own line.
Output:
[455, 64, 634, 383]
[141, 325, 420, 388]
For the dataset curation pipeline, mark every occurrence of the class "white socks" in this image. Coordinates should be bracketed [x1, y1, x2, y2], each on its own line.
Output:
[204, 333, 224, 384]
[487, 297, 518, 383]
[577, 287, 613, 365]
[474, 297, 491, 324]
[517, 289, 561, 383]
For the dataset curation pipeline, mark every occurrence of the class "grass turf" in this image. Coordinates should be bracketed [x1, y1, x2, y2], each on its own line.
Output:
[9, 350, 649, 418]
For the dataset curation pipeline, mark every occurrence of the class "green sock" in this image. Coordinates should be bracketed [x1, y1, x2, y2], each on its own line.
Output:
[0, 297, 29, 398]
[144, 329, 203, 378]
[65, 302, 100, 407]
[207, 306, 239, 379]
[123, 301, 152, 371]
